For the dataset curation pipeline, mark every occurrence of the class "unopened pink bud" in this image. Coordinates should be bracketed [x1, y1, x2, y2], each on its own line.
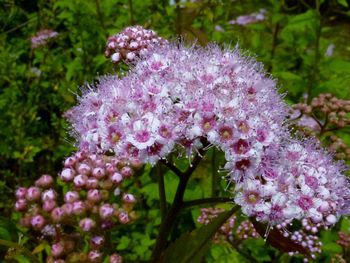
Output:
[86, 178, 99, 189]
[35, 174, 54, 188]
[92, 167, 106, 179]
[26, 187, 41, 201]
[15, 187, 27, 199]
[126, 52, 136, 60]
[106, 163, 116, 174]
[51, 242, 64, 258]
[129, 41, 139, 49]
[31, 215, 45, 230]
[110, 172, 123, 184]
[60, 168, 75, 181]
[122, 193, 136, 204]
[90, 236, 105, 250]
[88, 250, 102, 262]
[108, 41, 116, 49]
[326, 214, 337, 225]
[64, 156, 76, 167]
[73, 174, 88, 188]
[121, 166, 133, 178]
[62, 203, 74, 215]
[41, 189, 57, 201]
[77, 163, 91, 175]
[75, 150, 87, 161]
[51, 207, 65, 222]
[111, 53, 121, 62]
[79, 218, 96, 232]
[72, 201, 86, 215]
[99, 204, 114, 219]
[15, 199, 27, 211]
[87, 189, 101, 203]
[109, 254, 123, 263]
[118, 211, 130, 224]
[43, 200, 56, 212]
[65, 191, 80, 203]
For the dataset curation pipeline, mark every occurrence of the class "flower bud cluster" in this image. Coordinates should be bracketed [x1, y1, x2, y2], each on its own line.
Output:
[68, 28, 349, 225]
[293, 93, 350, 129]
[329, 135, 350, 160]
[337, 231, 350, 248]
[31, 29, 58, 49]
[15, 150, 137, 262]
[282, 219, 323, 261]
[105, 25, 167, 64]
[197, 208, 259, 242]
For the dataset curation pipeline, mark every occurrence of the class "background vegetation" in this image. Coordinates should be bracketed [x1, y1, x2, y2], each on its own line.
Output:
[1, 0, 350, 262]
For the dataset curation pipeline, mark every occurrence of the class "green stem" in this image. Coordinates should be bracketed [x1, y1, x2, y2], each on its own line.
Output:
[0, 239, 40, 263]
[183, 197, 232, 209]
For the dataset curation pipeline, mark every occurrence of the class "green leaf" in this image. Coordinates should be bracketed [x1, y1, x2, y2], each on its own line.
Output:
[159, 207, 238, 263]
[338, 0, 349, 7]
[13, 255, 31, 263]
[116, 236, 131, 250]
[340, 217, 350, 231]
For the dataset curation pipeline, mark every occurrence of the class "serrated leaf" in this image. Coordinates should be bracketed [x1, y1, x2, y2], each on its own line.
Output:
[159, 207, 238, 263]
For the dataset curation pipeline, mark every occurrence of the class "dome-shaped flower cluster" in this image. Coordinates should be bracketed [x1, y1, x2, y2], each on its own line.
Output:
[105, 25, 167, 64]
[15, 150, 136, 262]
[67, 41, 350, 226]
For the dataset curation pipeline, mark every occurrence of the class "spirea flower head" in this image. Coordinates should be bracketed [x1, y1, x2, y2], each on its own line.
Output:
[68, 42, 287, 164]
[31, 29, 58, 49]
[67, 35, 349, 225]
[105, 25, 167, 64]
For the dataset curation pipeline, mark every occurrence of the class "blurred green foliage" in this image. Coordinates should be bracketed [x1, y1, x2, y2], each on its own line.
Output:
[1, 0, 350, 262]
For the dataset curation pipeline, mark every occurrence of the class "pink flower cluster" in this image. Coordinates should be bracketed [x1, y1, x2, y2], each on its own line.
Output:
[31, 29, 58, 49]
[105, 25, 167, 64]
[15, 150, 136, 262]
[67, 31, 349, 225]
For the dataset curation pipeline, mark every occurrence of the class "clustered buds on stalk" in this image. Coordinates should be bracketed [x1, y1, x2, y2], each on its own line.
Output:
[293, 93, 350, 129]
[198, 208, 323, 261]
[15, 150, 137, 262]
[292, 93, 350, 160]
[197, 208, 259, 242]
[337, 231, 350, 248]
[105, 25, 167, 64]
[31, 29, 58, 49]
[283, 219, 323, 261]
